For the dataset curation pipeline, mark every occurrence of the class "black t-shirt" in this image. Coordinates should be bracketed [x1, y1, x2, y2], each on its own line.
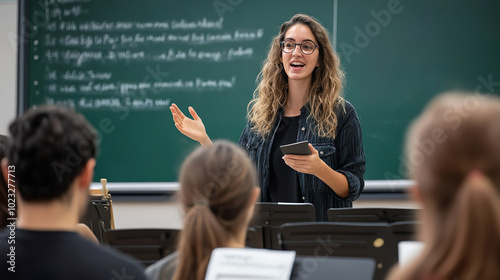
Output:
[268, 115, 303, 202]
[0, 228, 146, 280]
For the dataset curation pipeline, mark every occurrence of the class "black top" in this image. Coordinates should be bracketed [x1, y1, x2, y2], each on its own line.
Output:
[268, 115, 303, 202]
[0, 228, 147, 280]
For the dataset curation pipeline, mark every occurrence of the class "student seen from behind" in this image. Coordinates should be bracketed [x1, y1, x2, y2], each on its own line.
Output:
[0, 106, 146, 280]
[387, 93, 500, 280]
[146, 140, 260, 280]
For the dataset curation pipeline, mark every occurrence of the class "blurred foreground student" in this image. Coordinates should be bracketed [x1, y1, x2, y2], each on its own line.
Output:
[146, 141, 260, 280]
[387, 93, 500, 280]
[0, 106, 146, 280]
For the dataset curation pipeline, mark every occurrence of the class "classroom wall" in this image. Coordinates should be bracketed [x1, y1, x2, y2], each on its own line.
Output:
[111, 195, 418, 230]
[112, 197, 184, 229]
[0, 2, 17, 135]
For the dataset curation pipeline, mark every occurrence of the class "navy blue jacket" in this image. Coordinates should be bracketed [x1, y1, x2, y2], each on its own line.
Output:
[239, 101, 366, 221]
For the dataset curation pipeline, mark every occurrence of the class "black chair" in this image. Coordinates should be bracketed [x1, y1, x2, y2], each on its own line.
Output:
[327, 207, 419, 223]
[104, 229, 179, 267]
[277, 222, 397, 280]
[249, 203, 316, 249]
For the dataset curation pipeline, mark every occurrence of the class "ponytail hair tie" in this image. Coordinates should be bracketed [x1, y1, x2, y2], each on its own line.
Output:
[194, 198, 209, 207]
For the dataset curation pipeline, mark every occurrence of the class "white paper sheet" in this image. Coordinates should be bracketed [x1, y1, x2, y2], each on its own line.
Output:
[205, 248, 296, 280]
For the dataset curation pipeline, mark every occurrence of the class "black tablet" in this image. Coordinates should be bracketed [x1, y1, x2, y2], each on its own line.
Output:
[280, 140, 311, 155]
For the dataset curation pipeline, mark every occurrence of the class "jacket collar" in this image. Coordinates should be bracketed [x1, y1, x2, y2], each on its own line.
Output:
[278, 103, 311, 116]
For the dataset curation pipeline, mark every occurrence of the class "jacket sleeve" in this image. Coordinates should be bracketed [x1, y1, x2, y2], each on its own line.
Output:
[238, 121, 251, 150]
[335, 103, 366, 202]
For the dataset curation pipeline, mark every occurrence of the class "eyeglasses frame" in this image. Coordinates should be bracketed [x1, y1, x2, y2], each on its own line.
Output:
[280, 39, 319, 55]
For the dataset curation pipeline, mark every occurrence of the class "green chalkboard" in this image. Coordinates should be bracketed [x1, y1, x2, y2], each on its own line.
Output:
[19, 0, 334, 185]
[19, 0, 500, 187]
[335, 0, 500, 182]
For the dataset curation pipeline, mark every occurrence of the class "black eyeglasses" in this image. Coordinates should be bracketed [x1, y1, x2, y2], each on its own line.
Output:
[280, 39, 319, 55]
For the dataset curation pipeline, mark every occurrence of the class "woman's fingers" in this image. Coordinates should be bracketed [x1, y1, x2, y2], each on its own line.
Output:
[170, 110, 183, 126]
[170, 105, 181, 122]
[170, 104, 201, 124]
[171, 104, 198, 128]
[284, 158, 307, 168]
[188, 106, 200, 121]
[174, 122, 183, 131]
[169, 103, 179, 116]
[283, 153, 317, 174]
[170, 103, 187, 119]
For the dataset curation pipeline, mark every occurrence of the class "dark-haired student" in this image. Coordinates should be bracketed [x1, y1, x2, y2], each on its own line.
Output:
[146, 141, 260, 280]
[0, 106, 146, 280]
[0, 134, 98, 244]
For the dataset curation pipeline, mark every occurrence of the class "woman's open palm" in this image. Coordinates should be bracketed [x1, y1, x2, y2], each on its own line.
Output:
[170, 103, 212, 146]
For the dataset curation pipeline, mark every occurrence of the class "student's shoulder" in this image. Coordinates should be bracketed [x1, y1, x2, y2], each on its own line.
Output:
[0, 229, 10, 260]
[0, 227, 13, 250]
[145, 251, 179, 280]
[75, 237, 147, 279]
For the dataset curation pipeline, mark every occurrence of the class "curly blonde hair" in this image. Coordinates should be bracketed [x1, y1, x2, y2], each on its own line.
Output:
[247, 14, 345, 138]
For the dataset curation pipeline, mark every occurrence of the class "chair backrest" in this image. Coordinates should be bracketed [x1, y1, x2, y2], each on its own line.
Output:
[291, 256, 376, 280]
[249, 203, 316, 249]
[104, 228, 179, 267]
[277, 222, 397, 280]
[327, 207, 419, 223]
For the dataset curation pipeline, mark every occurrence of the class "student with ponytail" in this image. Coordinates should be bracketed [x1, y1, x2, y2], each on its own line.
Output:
[146, 140, 260, 280]
[387, 92, 500, 280]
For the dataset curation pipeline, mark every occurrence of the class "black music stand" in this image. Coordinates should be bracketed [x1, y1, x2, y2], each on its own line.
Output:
[104, 228, 179, 267]
[391, 220, 419, 244]
[327, 207, 419, 223]
[245, 227, 264, 248]
[291, 256, 376, 280]
[277, 222, 397, 280]
[249, 202, 316, 249]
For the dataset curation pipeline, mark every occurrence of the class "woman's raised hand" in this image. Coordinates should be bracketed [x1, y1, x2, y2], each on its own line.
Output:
[170, 103, 213, 146]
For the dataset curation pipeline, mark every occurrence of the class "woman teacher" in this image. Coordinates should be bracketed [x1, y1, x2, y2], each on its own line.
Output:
[170, 14, 365, 221]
